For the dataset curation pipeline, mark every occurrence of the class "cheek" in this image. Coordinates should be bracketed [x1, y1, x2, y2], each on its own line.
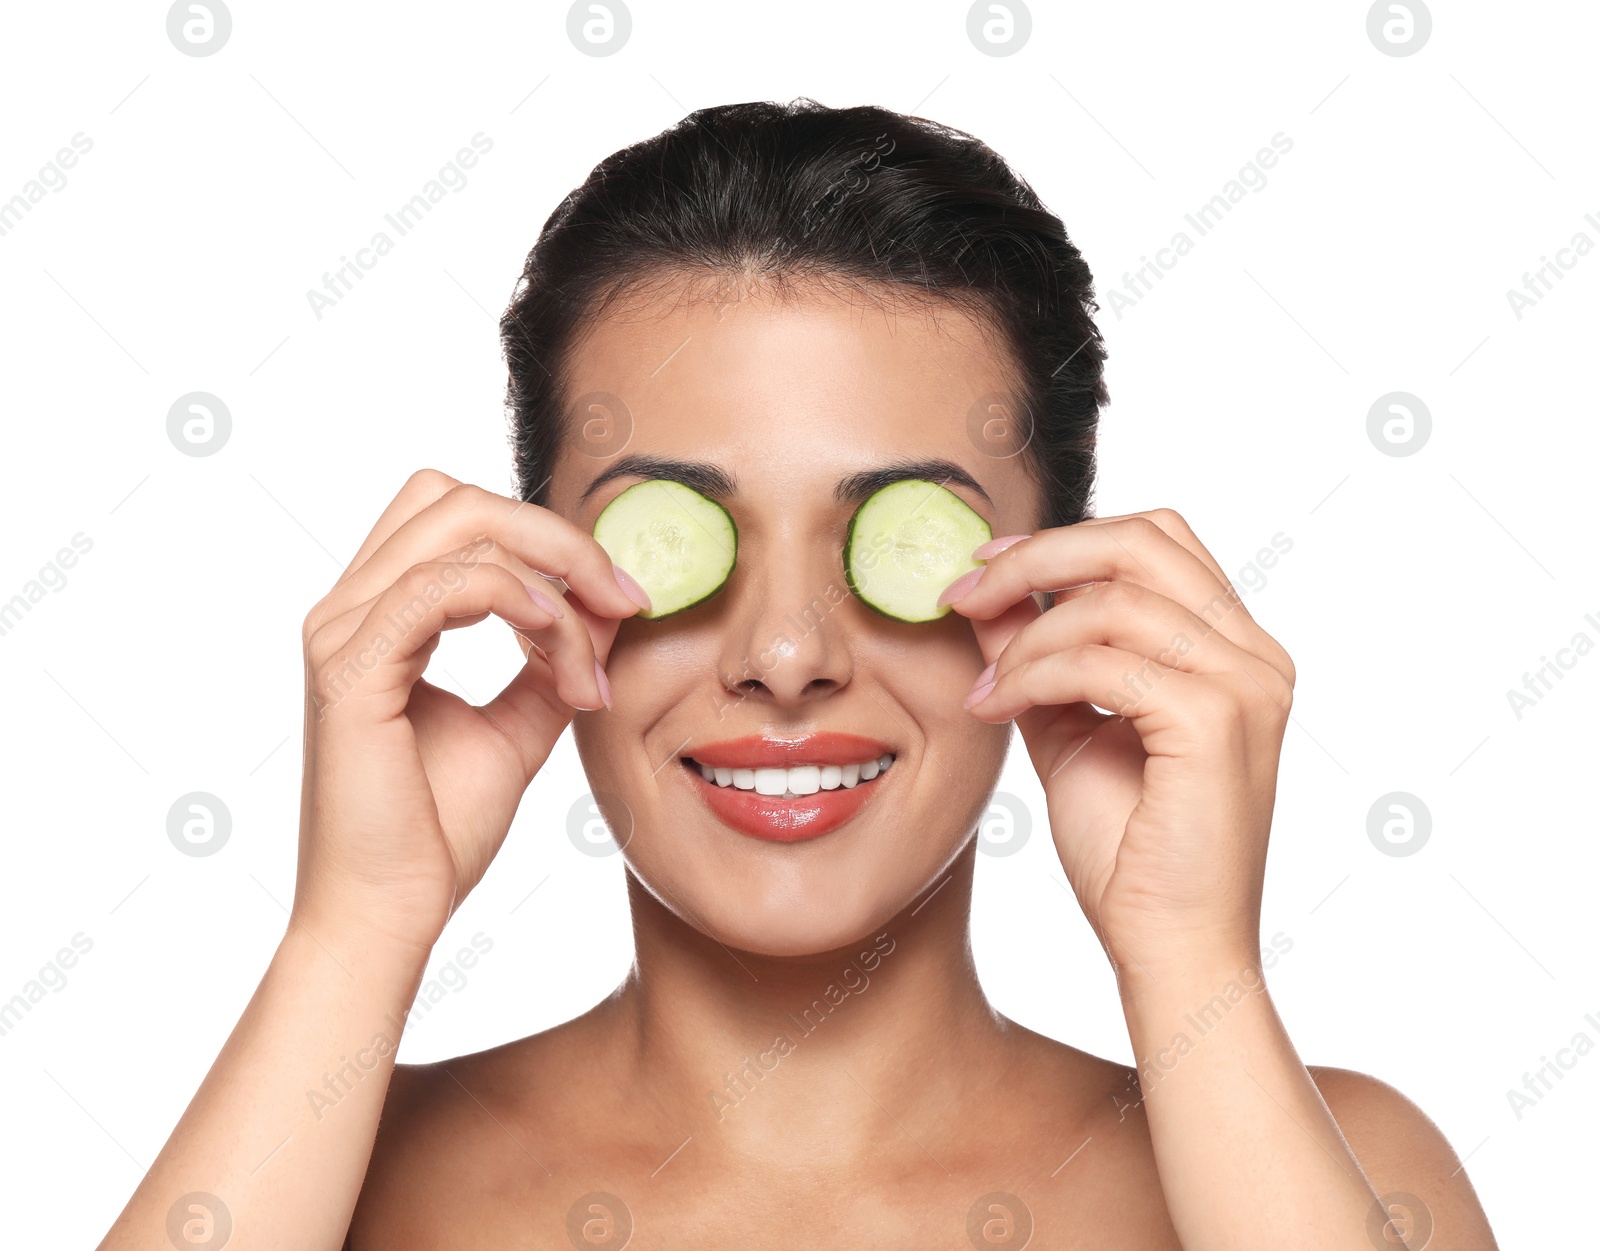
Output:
[882, 615, 988, 698]
[570, 627, 700, 780]
[885, 624, 1010, 776]
[568, 617, 1010, 953]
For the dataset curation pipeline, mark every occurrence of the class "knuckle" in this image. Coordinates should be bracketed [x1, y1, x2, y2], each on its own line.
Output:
[454, 530, 499, 565]
[401, 560, 464, 597]
[1060, 641, 1101, 669]
[398, 560, 441, 589]
[1188, 677, 1240, 723]
[1148, 506, 1187, 533]
[395, 468, 462, 519]
[381, 562, 440, 612]
[1196, 584, 1241, 624]
[475, 560, 514, 594]
[310, 651, 356, 706]
[1244, 668, 1293, 718]
[1094, 578, 1144, 611]
[439, 480, 487, 516]
[304, 618, 339, 667]
[432, 483, 492, 527]
[303, 632, 335, 672]
[406, 467, 457, 495]
[1122, 515, 1165, 545]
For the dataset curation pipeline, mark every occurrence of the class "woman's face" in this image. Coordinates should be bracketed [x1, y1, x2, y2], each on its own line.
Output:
[544, 277, 1043, 958]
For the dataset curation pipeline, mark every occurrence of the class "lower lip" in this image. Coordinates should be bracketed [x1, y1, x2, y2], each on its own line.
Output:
[679, 759, 889, 842]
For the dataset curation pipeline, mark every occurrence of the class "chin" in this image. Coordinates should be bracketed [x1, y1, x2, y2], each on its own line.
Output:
[623, 820, 968, 960]
[578, 714, 1005, 959]
[722, 885, 907, 960]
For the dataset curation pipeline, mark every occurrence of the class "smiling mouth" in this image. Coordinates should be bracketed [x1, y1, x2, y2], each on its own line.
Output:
[682, 753, 896, 800]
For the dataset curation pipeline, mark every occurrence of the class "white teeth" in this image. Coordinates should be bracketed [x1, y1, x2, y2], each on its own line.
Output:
[754, 768, 788, 796]
[788, 765, 821, 795]
[693, 755, 894, 797]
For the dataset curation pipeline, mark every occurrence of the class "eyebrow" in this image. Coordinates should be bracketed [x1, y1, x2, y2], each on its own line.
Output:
[577, 454, 994, 511]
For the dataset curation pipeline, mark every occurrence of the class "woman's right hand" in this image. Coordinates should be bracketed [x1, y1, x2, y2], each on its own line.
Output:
[293, 468, 650, 956]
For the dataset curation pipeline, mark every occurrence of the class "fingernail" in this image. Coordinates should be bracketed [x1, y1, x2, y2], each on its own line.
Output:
[527, 584, 564, 618]
[613, 564, 652, 612]
[593, 658, 613, 710]
[972, 533, 1033, 560]
[964, 662, 998, 709]
[936, 566, 985, 607]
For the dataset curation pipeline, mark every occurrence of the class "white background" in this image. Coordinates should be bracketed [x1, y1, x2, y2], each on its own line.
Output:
[1, 1, 1594, 1245]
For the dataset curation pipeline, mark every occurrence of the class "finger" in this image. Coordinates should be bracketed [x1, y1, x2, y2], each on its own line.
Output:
[311, 538, 565, 650]
[944, 517, 1291, 685]
[1077, 508, 1233, 590]
[310, 561, 607, 715]
[966, 640, 1243, 754]
[479, 652, 571, 759]
[478, 600, 624, 758]
[335, 468, 463, 590]
[309, 560, 603, 722]
[1080, 508, 1295, 683]
[968, 595, 1041, 671]
[988, 579, 1287, 688]
[555, 587, 625, 672]
[318, 481, 648, 629]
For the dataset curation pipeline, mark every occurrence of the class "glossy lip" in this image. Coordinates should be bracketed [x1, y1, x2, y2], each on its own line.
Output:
[678, 732, 897, 843]
[685, 732, 893, 768]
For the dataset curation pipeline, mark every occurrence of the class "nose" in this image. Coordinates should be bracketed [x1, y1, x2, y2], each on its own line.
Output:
[714, 541, 853, 709]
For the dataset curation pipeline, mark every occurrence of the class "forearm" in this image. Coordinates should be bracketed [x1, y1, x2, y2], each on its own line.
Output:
[98, 920, 427, 1251]
[1119, 951, 1383, 1251]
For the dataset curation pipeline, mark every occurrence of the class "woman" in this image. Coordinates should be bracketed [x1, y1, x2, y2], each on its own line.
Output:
[101, 100, 1498, 1249]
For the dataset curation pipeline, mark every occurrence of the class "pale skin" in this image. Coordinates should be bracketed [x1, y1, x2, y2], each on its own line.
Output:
[98, 276, 1499, 1249]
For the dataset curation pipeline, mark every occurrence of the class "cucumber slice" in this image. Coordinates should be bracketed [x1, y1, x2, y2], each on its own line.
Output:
[592, 479, 737, 620]
[844, 479, 992, 622]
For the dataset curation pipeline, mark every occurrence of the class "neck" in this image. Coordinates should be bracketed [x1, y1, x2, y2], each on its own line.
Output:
[604, 842, 1015, 1166]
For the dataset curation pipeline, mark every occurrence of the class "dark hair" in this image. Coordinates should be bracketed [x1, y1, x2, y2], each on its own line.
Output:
[499, 98, 1107, 529]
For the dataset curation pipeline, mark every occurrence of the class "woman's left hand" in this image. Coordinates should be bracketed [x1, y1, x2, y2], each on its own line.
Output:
[939, 509, 1297, 976]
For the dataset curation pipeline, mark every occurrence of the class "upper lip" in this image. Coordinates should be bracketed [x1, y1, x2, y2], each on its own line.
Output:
[684, 733, 894, 768]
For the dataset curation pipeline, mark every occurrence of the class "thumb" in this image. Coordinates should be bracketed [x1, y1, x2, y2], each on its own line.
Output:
[564, 591, 625, 668]
[967, 594, 1042, 668]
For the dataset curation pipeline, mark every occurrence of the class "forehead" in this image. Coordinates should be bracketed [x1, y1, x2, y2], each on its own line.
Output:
[548, 275, 1037, 520]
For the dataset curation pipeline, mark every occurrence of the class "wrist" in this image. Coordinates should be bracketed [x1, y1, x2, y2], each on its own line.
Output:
[277, 909, 435, 996]
[1114, 947, 1279, 1091]
[288, 880, 450, 966]
[1111, 940, 1271, 1014]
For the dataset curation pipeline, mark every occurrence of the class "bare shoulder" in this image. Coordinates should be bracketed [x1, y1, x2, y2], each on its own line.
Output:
[1308, 1066, 1500, 1250]
[346, 1050, 519, 1245]
[981, 1021, 1185, 1247]
[347, 1015, 609, 1250]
